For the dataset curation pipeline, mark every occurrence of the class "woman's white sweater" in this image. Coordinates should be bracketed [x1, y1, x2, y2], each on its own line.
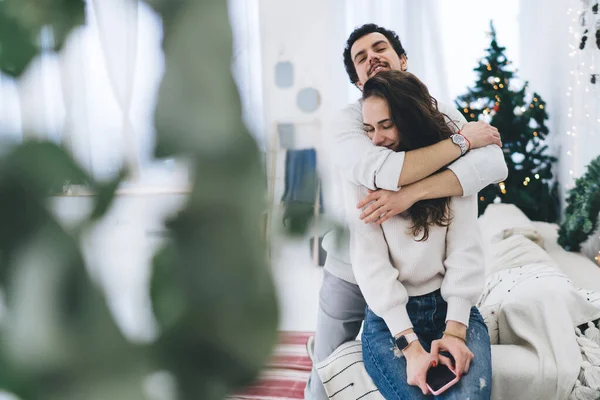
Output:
[342, 174, 485, 337]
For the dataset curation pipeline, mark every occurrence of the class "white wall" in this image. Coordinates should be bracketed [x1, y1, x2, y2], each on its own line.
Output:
[258, 0, 349, 227]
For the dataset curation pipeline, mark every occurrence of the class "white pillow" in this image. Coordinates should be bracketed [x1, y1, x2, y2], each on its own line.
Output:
[478, 204, 543, 247]
[315, 341, 384, 399]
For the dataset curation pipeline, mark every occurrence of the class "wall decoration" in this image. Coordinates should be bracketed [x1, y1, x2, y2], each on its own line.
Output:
[275, 61, 294, 88]
[297, 87, 320, 113]
[277, 122, 295, 149]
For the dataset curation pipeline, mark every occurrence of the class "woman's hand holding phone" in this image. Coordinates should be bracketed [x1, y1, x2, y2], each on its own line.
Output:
[430, 334, 474, 378]
[403, 341, 437, 395]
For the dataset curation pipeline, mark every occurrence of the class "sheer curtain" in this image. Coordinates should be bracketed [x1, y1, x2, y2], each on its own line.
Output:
[0, 0, 264, 188]
[89, 0, 140, 178]
[559, 0, 600, 203]
[228, 0, 266, 150]
[0, 0, 179, 189]
[81, 0, 170, 186]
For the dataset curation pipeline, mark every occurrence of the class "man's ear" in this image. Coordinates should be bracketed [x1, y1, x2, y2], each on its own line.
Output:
[356, 81, 364, 91]
[400, 54, 408, 71]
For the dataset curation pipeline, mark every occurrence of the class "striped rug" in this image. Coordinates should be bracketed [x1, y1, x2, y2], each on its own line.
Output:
[229, 331, 313, 400]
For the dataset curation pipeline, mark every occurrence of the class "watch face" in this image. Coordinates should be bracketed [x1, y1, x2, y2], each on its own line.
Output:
[395, 335, 409, 350]
[453, 134, 465, 145]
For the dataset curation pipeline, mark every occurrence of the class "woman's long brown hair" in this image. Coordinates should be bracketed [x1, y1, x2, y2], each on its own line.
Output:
[362, 70, 457, 241]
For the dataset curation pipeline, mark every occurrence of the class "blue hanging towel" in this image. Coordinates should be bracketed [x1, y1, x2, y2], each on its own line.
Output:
[281, 148, 323, 225]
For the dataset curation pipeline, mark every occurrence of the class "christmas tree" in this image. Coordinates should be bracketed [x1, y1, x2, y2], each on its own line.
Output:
[455, 22, 559, 222]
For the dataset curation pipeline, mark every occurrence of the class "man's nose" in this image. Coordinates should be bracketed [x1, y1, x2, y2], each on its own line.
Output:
[368, 52, 380, 65]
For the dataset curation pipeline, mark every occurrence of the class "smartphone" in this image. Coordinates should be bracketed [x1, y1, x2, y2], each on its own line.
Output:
[426, 364, 460, 395]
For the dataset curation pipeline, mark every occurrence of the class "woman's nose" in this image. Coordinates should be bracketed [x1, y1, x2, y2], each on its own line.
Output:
[372, 132, 385, 146]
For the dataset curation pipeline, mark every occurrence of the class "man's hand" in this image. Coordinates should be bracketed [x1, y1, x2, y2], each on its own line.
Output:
[460, 121, 502, 149]
[403, 341, 435, 395]
[357, 187, 419, 224]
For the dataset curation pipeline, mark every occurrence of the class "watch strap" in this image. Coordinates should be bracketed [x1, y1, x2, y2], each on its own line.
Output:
[395, 332, 419, 351]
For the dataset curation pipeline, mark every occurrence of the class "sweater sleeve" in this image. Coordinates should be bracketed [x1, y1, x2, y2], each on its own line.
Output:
[441, 195, 486, 327]
[342, 179, 413, 336]
[440, 103, 509, 196]
[334, 102, 508, 195]
[333, 103, 405, 191]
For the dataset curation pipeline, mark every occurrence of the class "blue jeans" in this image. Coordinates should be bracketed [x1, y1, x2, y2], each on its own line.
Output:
[362, 289, 492, 400]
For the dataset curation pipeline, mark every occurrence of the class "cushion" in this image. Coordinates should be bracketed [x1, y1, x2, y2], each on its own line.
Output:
[533, 222, 600, 292]
[478, 204, 544, 247]
[315, 341, 384, 399]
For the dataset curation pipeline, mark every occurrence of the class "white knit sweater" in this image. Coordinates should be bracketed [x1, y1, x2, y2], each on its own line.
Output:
[343, 182, 485, 336]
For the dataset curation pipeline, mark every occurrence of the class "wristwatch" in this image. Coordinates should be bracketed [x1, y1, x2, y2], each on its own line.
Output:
[395, 332, 419, 352]
[450, 133, 469, 156]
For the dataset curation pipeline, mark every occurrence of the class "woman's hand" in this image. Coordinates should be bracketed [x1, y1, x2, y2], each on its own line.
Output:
[403, 342, 436, 395]
[357, 187, 419, 224]
[430, 334, 474, 378]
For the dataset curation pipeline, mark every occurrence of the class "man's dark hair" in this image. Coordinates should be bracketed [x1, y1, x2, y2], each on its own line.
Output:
[343, 23, 407, 86]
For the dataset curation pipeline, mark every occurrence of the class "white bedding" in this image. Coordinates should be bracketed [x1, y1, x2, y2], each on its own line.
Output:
[478, 233, 600, 400]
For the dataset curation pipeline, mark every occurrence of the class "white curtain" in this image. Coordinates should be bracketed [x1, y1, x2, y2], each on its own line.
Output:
[0, 0, 264, 187]
[59, 25, 94, 173]
[83, 0, 170, 185]
[89, 0, 140, 178]
[561, 0, 600, 198]
[228, 0, 266, 149]
[0, 0, 174, 187]
[519, 0, 600, 208]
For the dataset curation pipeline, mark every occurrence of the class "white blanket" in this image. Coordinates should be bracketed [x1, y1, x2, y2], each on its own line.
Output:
[479, 235, 600, 400]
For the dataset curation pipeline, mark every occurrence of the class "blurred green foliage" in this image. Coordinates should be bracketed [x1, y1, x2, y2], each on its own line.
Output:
[558, 156, 600, 252]
[0, 0, 85, 77]
[0, 0, 280, 399]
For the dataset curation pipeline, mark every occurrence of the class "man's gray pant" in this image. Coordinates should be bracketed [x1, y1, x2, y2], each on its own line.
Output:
[304, 270, 366, 400]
